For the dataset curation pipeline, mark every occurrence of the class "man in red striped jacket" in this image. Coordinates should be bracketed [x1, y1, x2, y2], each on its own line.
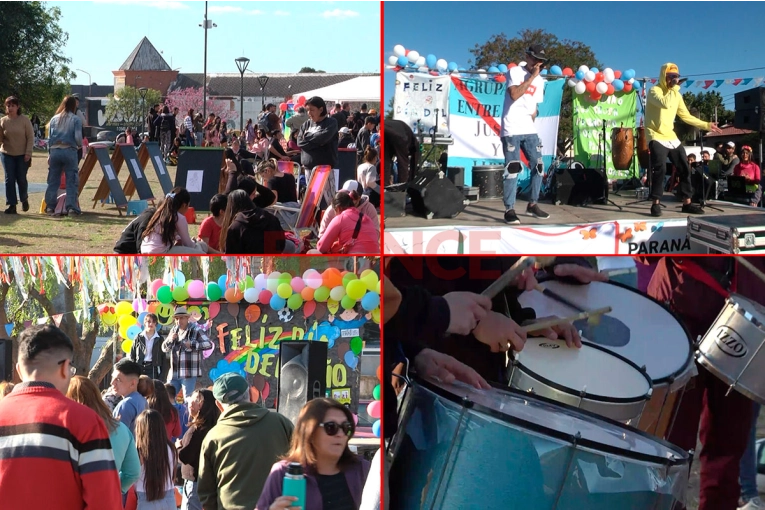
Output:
[0, 325, 122, 509]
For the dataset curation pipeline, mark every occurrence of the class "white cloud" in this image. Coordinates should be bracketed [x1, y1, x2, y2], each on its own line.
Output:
[92, 0, 188, 8]
[273, 10, 290, 16]
[322, 8, 360, 19]
[246, 9, 264, 15]
[208, 5, 242, 13]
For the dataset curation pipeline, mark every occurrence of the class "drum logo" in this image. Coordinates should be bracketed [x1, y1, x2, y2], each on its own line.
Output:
[539, 343, 560, 350]
[714, 326, 748, 358]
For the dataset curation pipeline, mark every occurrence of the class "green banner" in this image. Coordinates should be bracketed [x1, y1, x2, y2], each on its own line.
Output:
[573, 93, 637, 179]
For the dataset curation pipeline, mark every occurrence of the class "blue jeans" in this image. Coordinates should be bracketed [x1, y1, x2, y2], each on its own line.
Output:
[45, 148, 80, 213]
[136, 490, 176, 510]
[185, 131, 195, 147]
[1, 153, 29, 206]
[181, 480, 202, 510]
[740, 401, 761, 501]
[501, 134, 543, 211]
[168, 376, 197, 401]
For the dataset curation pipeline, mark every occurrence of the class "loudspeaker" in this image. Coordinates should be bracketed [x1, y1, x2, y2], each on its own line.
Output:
[384, 184, 407, 217]
[446, 167, 465, 189]
[733, 87, 764, 131]
[0, 340, 12, 382]
[277, 341, 327, 424]
[553, 167, 606, 206]
[408, 169, 468, 219]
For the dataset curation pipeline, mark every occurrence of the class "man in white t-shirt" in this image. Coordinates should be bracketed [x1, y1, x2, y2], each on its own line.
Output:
[500, 44, 550, 224]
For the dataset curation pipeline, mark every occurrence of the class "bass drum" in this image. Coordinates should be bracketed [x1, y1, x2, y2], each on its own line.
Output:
[611, 128, 634, 170]
[388, 377, 690, 510]
[637, 127, 650, 170]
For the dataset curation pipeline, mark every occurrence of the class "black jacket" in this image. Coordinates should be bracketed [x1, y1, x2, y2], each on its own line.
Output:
[297, 116, 339, 169]
[128, 330, 164, 366]
[225, 208, 286, 254]
[114, 208, 156, 254]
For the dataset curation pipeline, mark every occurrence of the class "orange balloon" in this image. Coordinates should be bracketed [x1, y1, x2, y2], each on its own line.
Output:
[322, 268, 343, 289]
[224, 287, 242, 303]
[376, 364, 382, 382]
[301, 287, 315, 301]
[147, 302, 159, 313]
[245, 305, 261, 322]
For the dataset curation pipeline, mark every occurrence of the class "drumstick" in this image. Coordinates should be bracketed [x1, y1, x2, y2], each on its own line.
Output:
[521, 306, 612, 333]
[481, 257, 536, 299]
[736, 258, 765, 287]
[534, 284, 585, 313]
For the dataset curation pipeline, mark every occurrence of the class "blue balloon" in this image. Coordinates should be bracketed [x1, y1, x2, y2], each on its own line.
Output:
[575, 70, 585, 80]
[361, 292, 380, 312]
[612, 79, 624, 91]
[425, 54, 437, 69]
[174, 270, 186, 287]
[498, 64, 508, 73]
[541, 69, 548, 75]
[488, 66, 499, 74]
[447, 61, 459, 72]
[623, 69, 635, 81]
[344, 351, 358, 369]
[270, 295, 286, 310]
[633, 81, 642, 91]
[372, 420, 381, 438]
[550, 65, 562, 76]
[137, 312, 147, 325]
[590, 67, 599, 74]
[396, 55, 408, 67]
[217, 275, 228, 290]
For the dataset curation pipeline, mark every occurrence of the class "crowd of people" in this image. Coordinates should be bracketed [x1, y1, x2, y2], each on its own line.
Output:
[0, 314, 376, 509]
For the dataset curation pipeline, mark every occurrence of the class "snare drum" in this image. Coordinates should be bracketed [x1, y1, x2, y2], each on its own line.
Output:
[519, 280, 695, 438]
[388, 377, 690, 510]
[697, 293, 765, 404]
[509, 338, 652, 423]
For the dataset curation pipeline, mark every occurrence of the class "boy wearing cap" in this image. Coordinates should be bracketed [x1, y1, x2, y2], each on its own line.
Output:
[162, 307, 213, 402]
[197, 373, 293, 510]
[718, 141, 740, 178]
[500, 44, 551, 224]
[645, 62, 721, 216]
[339, 127, 355, 148]
[356, 116, 378, 165]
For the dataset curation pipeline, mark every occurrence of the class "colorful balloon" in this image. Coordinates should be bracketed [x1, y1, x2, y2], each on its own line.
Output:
[156, 286, 173, 304]
[206, 283, 222, 301]
[277, 283, 293, 299]
[243, 288, 259, 303]
[340, 295, 356, 310]
[115, 301, 133, 317]
[314, 286, 330, 302]
[346, 280, 366, 301]
[270, 295, 286, 311]
[172, 286, 189, 302]
[187, 280, 205, 299]
[361, 292, 380, 311]
[287, 294, 304, 310]
[329, 286, 346, 302]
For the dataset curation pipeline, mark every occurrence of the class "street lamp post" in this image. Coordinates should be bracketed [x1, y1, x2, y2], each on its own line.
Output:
[138, 87, 148, 139]
[235, 57, 250, 132]
[76, 69, 92, 98]
[133, 75, 142, 132]
[257, 75, 269, 111]
[199, 1, 217, 119]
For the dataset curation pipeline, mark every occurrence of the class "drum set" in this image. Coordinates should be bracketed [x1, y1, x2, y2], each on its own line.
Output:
[388, 260, 765, 510]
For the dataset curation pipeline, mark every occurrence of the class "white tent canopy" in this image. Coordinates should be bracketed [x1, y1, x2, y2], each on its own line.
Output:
[293, 76, 380, 103]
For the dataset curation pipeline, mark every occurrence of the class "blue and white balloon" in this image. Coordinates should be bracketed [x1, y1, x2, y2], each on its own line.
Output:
[550, 65, 562, 76]
[425, 54, 437, 69]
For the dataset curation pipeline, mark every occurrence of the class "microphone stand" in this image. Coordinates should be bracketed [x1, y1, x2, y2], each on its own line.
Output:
[626, 78, 665, 208]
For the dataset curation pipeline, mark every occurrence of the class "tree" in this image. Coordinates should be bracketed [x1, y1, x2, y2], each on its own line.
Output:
[164, 87, 236, 124]
[104, 86, 163, 131]
[469, 28, 601, 144]
[0, 2, 75, 121]
[299, 67, 325, 73]
[682, 91, 734, 126]
[385, 96, 395, 120]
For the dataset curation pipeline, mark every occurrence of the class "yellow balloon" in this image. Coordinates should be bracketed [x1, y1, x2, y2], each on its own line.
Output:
[360, 269, 376, 279]
[115, 301, 134, 317]
[362, 272, 379, 291]
[119, 325, 130, 340]
[121, 340, 133, 354]
[118, 314, 138, 329]
[327, 299, 339, 315]
[101, 305, 118, 326]
[371, 308, 381, 324]
[346, 280, 366, 301]
[277, 283, 293, 299]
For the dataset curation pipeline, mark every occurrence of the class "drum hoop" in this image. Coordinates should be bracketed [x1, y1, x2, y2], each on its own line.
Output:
[413, 376, 689, 466]
[512, 339, 653, 404]
[536, 278, 696, 385]
[695, 352, 765, 406]
[727, 294, 765, 332]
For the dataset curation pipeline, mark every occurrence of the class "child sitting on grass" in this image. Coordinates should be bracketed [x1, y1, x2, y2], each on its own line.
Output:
[197, 194, 227, 252]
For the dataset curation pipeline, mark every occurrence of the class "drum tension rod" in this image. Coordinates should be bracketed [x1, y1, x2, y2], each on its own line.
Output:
[429, 400, 472, 510]
[552, 432, 582, 510]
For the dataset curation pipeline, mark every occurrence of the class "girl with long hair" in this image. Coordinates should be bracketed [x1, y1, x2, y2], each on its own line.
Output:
[43, 95, 83, 216]
[256, 398, 370, 510]
[140, 187, 208, 254]
[317, 191, 379, 254]
[258, 159, 298, 204]
[134, 409, 178, 509]
[218, 189, 288, 254]
[253, 128, 269, 160]
[245, 118, 255, 148]
[147, 379, 181, 441]
[177, 389, 220, 510]
[0, 95, 35, 215]
[356, 146, 380, 208]
[67, 376, 140, 495]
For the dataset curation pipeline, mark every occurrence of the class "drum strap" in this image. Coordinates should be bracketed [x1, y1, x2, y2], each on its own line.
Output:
[676, 259, 736, 298]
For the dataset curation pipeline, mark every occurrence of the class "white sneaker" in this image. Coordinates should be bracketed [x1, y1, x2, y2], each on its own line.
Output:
[739, 497, 765, 510]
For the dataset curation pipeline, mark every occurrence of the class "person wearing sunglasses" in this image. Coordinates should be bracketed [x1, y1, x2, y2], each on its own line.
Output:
[644, 63, 722, 217]
[0, 325, 123, 509]
[257, 398, 371, 510]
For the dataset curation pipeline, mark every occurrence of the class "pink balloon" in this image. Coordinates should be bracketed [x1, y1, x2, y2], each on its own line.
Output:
[306, 276, 323, 290]
[188, 280, 205, 299]
[291, 277, 306, 293]
[150, 279, 164, 297]
[367, 400, 381, 419]
[208, 301, 221, 319]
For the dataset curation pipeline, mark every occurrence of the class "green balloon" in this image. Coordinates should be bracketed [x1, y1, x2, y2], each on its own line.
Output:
[206, 283, 222, 301]
[172, 286, 189, 302]
[314, 286, 330, 303]
[341, 295, 356, 310]
[239, 275, 255, 291]
[287, 294, 304, 310]
[157, 286, 173, 304]
[350, 336, 363, 356]
[372, 384, 381, 400]
[278, 273, 292, 286]
[342, 272, 358, 285]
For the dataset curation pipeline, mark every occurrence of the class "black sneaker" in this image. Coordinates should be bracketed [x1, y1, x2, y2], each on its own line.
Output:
[682, 203, 704, 215]
[67, 208, 82, 217]
[45, 208, 55, 216]
[526, 203, 550, 219]
[650, 204, 662, 217]
[21, 200, 29, 212]
[504, 209, 520, 224]
[4, 205, 16, 215]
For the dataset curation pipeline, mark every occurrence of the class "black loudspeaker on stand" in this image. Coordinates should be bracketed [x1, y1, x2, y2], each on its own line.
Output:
[0, 339, 12, 382]
[554, 166, 608, 206]
[277, 341, 327, 425]
[408, 169, 468, 219]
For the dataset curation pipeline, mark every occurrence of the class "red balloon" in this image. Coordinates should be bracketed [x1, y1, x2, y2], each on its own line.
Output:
[562, 67, 573, 77]
[279, 102, 287, 112]
[495, 75, 507, 83]
[614, 70, 622, 79]
[304, 300, 316, 317]
[595, 72, 604, 82]
[296, 95, 306, 105]
[208, 301, 220, 319]
[606, 84, 615, 95]
[585, 81, 596, 93]
[258, 290, 273, 305]
[508, 62, 517, 68]
[623, 83, 633, 93]
[590, 92, 602, 101]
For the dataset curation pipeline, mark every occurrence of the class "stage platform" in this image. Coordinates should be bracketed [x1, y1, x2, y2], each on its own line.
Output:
[384, 192, 765, 255]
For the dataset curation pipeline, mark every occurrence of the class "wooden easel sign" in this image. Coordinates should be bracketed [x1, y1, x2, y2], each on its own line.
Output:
[140, 142, 174, 195]
[114, 144, 155, 203]
[91, 146, 128, 212]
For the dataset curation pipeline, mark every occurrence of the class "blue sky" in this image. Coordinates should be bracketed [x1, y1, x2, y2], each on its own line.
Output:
[385, 1, 765, 112]
[49, 1, 380, 87]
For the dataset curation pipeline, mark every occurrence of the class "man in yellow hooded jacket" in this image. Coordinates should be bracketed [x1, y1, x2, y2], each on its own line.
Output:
[645, 62, 721, 217]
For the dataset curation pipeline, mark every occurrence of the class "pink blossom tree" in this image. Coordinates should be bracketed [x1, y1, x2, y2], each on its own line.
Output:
[164, 87, 236, 123]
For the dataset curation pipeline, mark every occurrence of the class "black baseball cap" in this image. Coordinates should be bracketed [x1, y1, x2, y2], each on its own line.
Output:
[526, 44, 548, 62]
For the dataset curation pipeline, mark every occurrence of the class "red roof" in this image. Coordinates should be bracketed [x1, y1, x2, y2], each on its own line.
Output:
[704, 125, 756, 138]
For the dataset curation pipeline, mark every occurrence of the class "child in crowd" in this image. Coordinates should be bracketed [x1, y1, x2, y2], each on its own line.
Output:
[198, 194, 227, 252]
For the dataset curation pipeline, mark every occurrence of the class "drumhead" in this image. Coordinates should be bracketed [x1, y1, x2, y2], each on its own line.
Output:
[730, 293, 765, 331]
[415, 376, 688, 466]
[518, 280, 692, 384]
[514, 338, 651, 401]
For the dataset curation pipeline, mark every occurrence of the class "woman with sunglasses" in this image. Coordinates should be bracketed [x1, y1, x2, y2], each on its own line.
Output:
[257, 398, 370, 510]
[733, 145, 762, 207]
